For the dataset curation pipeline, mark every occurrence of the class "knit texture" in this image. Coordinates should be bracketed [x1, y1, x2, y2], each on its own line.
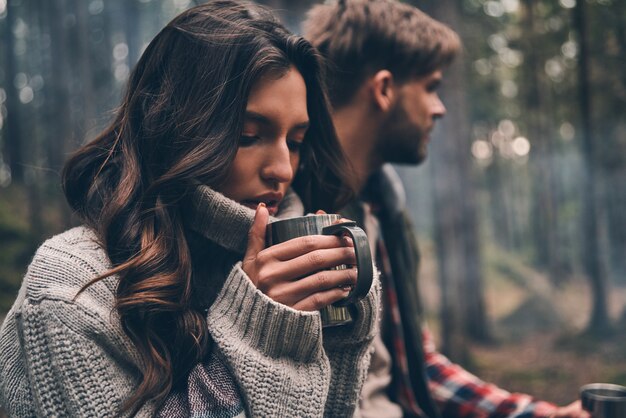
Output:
[0, 186, 379, 417]
[0, 227, 153, 417]
[157, 347, 245, 417]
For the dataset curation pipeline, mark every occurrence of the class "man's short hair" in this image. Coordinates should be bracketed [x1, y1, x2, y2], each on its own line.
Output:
[303, 0, 461, 108]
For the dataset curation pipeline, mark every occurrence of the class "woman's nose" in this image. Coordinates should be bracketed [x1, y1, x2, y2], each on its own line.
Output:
[260, 142, 294, 185]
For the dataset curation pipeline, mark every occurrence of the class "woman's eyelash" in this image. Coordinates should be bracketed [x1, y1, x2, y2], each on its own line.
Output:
[239, 135, 260, 146]
[288, 140, 303, 152]
[239, 135, 303, 152]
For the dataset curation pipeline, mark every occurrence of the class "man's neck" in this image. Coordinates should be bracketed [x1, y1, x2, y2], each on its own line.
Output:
[333, 104, 383, 194]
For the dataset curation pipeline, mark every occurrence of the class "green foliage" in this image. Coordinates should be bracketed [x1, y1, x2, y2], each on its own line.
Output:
[499, 365, 573, 386]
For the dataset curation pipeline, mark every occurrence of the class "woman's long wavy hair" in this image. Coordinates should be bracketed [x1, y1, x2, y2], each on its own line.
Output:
[63, 0, 353, 413]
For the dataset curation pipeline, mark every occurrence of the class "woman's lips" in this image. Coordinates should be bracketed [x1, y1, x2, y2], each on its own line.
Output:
[241, 200, 280, 216]
[241, 192, 283, 216]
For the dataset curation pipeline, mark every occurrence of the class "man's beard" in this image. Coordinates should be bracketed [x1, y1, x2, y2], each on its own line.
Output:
[376, 100, 429, 165]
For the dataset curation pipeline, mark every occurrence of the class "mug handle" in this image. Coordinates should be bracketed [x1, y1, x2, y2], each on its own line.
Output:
[322, 221, 373, 306]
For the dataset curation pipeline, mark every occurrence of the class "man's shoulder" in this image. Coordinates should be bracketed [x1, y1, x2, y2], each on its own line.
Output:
[364, 165, 407, 216]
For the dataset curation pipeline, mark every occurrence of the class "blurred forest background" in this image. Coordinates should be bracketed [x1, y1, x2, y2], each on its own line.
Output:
[1, 0, 625, 409]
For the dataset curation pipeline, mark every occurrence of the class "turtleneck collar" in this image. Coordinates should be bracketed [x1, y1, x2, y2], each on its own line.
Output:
[183, 185, 305, 255]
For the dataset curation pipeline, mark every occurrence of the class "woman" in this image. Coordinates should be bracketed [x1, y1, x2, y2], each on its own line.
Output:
[0, 1, 380, 417]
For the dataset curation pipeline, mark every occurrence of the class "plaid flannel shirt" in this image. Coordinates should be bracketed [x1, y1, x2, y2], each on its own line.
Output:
[422, 327, 558, 418]
[362, 165, 561, 418]
[377, 232, 559, 418]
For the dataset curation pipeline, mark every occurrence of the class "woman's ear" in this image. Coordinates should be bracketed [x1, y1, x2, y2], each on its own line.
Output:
[370, 70, 395, 113]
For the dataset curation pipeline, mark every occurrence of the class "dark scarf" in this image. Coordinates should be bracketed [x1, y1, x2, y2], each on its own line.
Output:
[342, 165, 441, 418]
[157, 186, 305, 418]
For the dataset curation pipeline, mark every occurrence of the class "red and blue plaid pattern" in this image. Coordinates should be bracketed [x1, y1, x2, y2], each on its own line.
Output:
[376, 230, 558, 418]
[377, 237, 424, 416]
[422, 328, 558, 417]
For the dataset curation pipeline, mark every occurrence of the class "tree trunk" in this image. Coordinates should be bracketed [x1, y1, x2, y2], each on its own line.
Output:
[41, 0, 74, 228]
[599, 1, 626, 289]
[254, 0, 316, 31]
[43, 0, 72, 174]
[26, 0, 46, 242]
[573, 0, 612, 336]
[3, 0, 25, 183]
[419, 0, 490, 358]
[520, 0, 561, 284]
[124, 0, 141, 67]
[440, 1, 490, 343]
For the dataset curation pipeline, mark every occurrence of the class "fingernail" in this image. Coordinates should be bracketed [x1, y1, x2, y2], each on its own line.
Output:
[255, 202, 266, 215]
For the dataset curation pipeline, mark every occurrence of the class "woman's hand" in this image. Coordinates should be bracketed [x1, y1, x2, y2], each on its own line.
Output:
[242, 204, 357, 311]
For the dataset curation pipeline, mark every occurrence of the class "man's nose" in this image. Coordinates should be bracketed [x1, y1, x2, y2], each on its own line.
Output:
[433, 96, 446, 119]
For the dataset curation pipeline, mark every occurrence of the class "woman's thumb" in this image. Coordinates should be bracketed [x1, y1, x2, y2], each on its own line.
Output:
[244, 203, 269, 262]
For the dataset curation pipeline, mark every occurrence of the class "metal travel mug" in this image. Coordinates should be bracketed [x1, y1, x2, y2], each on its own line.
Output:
[266, 214, 373, 327]
[581, 383, 626, 418]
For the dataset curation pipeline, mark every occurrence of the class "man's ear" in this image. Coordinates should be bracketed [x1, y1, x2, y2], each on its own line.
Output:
[370, 70, 395, 113]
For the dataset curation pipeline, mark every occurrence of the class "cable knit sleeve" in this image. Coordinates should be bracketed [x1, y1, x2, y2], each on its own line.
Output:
[0, 229, 155, 417]
[322, 270, 381, 417]
[207, 262, 330, 417]
[207, 262, 381, 417]
[3, 298, 153, 417]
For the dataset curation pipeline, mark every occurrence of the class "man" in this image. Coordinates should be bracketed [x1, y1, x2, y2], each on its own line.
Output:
[303, 1, 587, 417]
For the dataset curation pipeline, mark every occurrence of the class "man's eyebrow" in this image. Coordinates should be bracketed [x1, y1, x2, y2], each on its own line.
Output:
[245, 111, 310, 130]
[427, 78, 442, 90]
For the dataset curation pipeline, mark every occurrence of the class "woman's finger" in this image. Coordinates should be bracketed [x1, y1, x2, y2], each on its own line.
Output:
[257, 246, 356, 283]
[242, 203, 269, 286]
[262, 267, 357, 306]
[292, 287, 352, 311]
[265, 234, 347, 261]
[329, 218, 355, 248]
[332, 217, 353, 224]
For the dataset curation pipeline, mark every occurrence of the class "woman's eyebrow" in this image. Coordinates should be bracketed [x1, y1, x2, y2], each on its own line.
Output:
[245, 111, 309, 130]
[292, 121, 310, 131]
[244, 111, 271, 125]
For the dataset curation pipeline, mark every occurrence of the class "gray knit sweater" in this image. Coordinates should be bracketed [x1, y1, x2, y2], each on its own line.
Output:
[0, 186, 380, 417]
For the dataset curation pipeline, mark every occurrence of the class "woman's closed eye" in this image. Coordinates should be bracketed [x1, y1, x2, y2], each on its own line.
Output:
[239, 135, 303, 153]
[287, 139, 304, 153]
[239, 135, 262, 147]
